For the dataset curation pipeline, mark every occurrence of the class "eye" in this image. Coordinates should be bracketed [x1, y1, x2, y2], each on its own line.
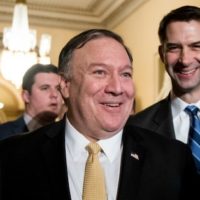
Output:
[40, 85, 49, 90]
[191, 44, 200, 51]
[122, 72, 132, 78]
[56, 85, 61, 91]
[93, 69, 106, 76]
[164, 42, 181, 52]
[166, 45, 181, 52]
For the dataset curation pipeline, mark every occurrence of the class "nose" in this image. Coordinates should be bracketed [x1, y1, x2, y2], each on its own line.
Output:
[179, 48, 193, 66]
[105, 74, 123, 95]
[50, 88, 59, 98]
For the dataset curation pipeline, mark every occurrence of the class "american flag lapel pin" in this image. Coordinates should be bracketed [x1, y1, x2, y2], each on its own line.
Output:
[131, 152, 139, 160]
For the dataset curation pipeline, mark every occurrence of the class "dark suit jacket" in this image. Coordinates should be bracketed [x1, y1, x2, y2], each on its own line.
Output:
[128, 96, 176, 139]
[0, 117, 198, 200]
[0, 116, 28, 140]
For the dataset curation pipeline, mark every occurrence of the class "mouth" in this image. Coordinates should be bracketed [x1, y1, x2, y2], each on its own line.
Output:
[103, 103, 122, 107]
[175, 67, 198, 78]
[49, 103, 58, 109]
[178, 68, 196, 75]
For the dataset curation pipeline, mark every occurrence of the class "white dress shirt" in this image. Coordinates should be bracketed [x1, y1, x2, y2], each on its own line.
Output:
[65, 118, 123, 200]
[171, 96, 200, 144]
[23, 113, 33, 131]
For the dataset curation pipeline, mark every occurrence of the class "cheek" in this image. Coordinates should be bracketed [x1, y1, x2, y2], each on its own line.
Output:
[165, 52, 179, 64]
[31, 93, 48, 105]
[126, 81, 135, 98]
[83, 81, 103, 96]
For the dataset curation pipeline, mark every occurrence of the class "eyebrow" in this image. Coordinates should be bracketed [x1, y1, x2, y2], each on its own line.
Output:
[89, 62, 133, 69]
[165, 40, 200, 46]
[190, 41, 200, 46]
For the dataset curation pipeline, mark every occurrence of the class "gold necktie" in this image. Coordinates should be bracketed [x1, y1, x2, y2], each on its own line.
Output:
[82, 142, 107, 200]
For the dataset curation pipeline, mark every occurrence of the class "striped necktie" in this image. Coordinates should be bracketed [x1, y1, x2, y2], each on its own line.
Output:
[82, 142, 107, 200]
[185, 105, 200, 173]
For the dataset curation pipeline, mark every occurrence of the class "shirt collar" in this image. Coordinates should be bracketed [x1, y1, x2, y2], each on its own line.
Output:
[23, 113, 32, 125]
[171, 95, 200, 118]
[171, 96, 188, 118]
[65, 118, 122, 163]
[98, 131, 122, 162]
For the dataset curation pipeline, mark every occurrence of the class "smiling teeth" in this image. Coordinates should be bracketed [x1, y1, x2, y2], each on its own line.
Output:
[105, 103, 120, 107]
[181, 69, 196, 74]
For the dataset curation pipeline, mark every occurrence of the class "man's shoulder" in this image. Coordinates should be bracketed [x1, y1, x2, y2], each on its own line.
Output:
[0, 118, 65, 152]
[0, 116, 26, 138]
[0, 116, 24, 128]
[136, 97, 169, 116]
[128, 98, 170, 123]
[124, 124, 187, 152]
[123, 124, 197, 183]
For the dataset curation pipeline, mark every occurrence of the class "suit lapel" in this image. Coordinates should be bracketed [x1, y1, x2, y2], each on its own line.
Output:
[41, 119, 71, 200]
[117, 126, 146, 200]
[153, 96, 175, 139]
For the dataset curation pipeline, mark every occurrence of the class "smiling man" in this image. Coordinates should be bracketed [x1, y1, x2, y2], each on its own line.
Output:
[0, 29, 198, 200]
[129, 5, 200, 174]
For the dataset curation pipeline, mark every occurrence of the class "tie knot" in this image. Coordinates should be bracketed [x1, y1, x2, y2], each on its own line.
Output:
[86, 143, 101, 155]
[185, 105, 199, 116]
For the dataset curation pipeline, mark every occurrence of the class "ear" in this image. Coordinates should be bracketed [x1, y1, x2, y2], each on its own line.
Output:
[59, 77, 70, 99]
[158, 45, 164, 62]
[21, 90, 31, 104]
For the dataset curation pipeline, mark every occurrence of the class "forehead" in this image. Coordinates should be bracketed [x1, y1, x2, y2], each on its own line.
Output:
[80, 37, 120, 51]
[34, 72, 59, 84]
[166, 20, 200, 41]
[73, 37, 130, 62]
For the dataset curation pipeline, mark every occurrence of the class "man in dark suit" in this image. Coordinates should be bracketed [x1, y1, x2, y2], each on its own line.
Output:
[129, 6, 200, 174]
[0, 64, 63, 140]
[0, 29, 198, 200]
[0, 116, 28, 139]
[128, 96, 175, 138]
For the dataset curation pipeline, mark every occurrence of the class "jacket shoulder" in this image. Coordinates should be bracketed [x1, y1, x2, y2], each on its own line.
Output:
[127, 98, 170, 124]
[0, 116, 27, 139]
[124, 124, 189, 155]
[0, 118, 65, 153]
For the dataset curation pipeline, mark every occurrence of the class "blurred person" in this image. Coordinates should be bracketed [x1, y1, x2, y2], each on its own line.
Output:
[0, 29, 198, 200]
[0, 63, 63, 140]
[129, 5, 200, 174]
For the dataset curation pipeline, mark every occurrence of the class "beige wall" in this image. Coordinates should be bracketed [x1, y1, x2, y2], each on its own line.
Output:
[114, 0, 200, 112]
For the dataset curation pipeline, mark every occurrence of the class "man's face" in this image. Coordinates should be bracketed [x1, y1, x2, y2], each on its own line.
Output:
[61, 37, 135, 141]
[23, 72, 63, 119]
[160, 20, 200, 96]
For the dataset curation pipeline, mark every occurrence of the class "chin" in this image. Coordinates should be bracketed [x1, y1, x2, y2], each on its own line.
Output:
[104, 123, 123, 132]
